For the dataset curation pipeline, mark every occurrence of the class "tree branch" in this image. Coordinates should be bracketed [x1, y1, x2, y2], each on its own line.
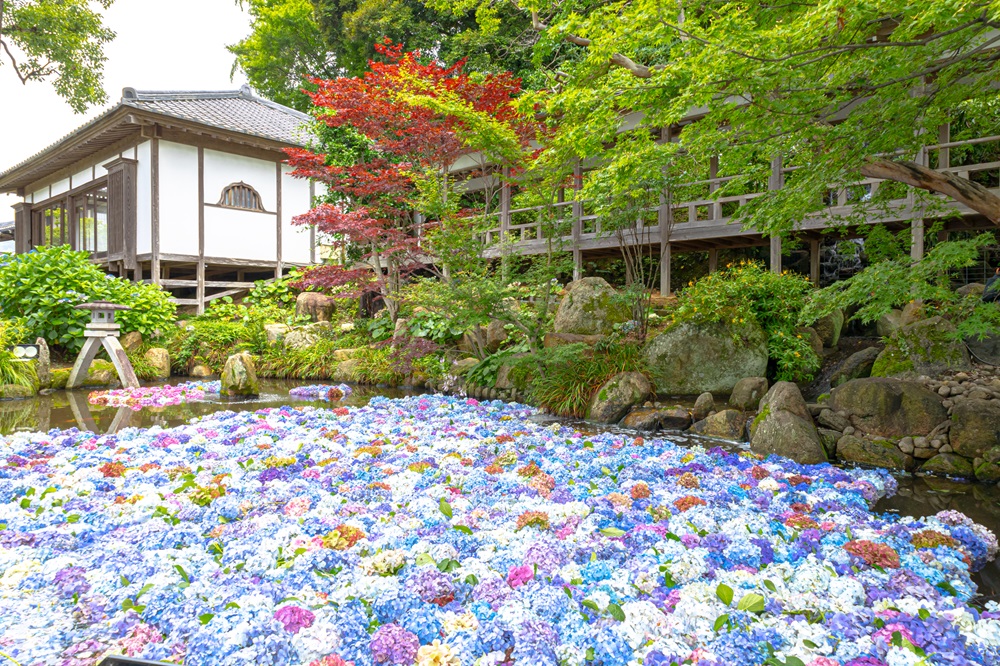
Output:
[528, 9, 654, 78]
[861, 158, 1000, 223]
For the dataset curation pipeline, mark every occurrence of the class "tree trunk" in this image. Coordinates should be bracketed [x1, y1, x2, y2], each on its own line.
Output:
[861, 158, 1000, 223]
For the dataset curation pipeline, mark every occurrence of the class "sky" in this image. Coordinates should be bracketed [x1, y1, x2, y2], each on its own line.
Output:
[0, 0, 255, 219]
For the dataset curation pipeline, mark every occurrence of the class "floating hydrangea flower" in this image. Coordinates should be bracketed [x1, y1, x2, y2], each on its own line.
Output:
[370, 623, 419, 665]
[289, 384, 353, 401]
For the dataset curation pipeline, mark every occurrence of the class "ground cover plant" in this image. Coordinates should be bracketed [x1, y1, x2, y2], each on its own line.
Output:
[1, 395, 998, 665]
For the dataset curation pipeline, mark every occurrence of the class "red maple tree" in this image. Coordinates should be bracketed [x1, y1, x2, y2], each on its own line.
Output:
[285, 41, 531, 322]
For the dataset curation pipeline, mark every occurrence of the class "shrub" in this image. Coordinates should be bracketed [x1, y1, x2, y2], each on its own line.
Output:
[668, 261, 819, 381]
[166, 321, 258, 374]
[0, 246, 176, 353]
[0, 320, 38, 388]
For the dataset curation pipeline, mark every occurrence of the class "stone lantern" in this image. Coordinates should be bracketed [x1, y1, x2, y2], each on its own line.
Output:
[66, 301, 140, 390]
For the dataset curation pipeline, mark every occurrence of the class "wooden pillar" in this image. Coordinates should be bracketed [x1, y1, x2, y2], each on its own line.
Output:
[104, 157, 138, 270]
[911, 218, 925, 262]
[151, 138, 161, 285]
[661, 242, 672, 295]
[197, 147, 205, 314]
[196, 261, 206, 316]
[308, 180, 317, 264]
[500, 166, 511, 240]
[809, 240, 820, 284]
[768, 154, 784, 274]
[572, 162, 583, 281]
[12, 202, 29, 254]
[275, 162, 283, 280]
[708, 249, 718, 273]
[938, 123, 951, 170]
[709, 155, 721, 220]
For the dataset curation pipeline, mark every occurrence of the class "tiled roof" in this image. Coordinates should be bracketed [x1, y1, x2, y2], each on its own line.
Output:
[121, 85, 312, 146]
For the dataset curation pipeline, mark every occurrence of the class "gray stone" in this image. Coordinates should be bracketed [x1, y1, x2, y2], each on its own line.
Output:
[837, 435, 914, 471]
[818, 428, 842, 458]
[877, 309, 903, 338]
[957, 282, 986, 298]
[751, 408, 826, 464]
[758, 381, 813, 423]
[35, 337, 50, 389]
[220, 352, 259, 398]
[333, 359, 360, 383]
[587, 372, 653, 424]
[899, 437, 915, 454]
[458, 327, 486, 355]
[920, 453, 973, 477]
[393, 317, 409, 338]
[817, 409, 851, 432]
[814, 309, 844, 348]
[645, 320, 768, 395]
[729, 377, 769, 410]
[621, 408, 664, 431]
[486, 320, 509, 353]
[554, 277, 630, 336]
[452, 358, 479, 376]
[121, 331, 143, 354]
[144, 348, 171, 380]
[830, 378, 948, 438]
[189, 364, 212, 378]
[284, 329, 318, 351]
[975, 458, 1000, 483]
[265, 323, 290, 345]
[693, 392, 715, 421]
[831, 347, 881, 387]
[796, 326, 824, 358]
[691, 409, 747, 440]
[333, 348, 359, 361]
[0, 384, 34, 400]
[950, 399, 1000, 459]
[295, 292, 337, 322]
[658, 407, 692, 430]
[543, 332, 606, 348]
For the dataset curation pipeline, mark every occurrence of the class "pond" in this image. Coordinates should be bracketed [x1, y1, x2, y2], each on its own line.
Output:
[4, 378, 1000, 603]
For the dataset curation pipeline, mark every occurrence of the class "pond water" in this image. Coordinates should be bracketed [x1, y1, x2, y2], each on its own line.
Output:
[4, 378, 1000, 602]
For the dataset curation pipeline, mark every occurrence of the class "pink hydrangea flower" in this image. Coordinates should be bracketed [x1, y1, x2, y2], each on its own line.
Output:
[507, 564, 533, 588]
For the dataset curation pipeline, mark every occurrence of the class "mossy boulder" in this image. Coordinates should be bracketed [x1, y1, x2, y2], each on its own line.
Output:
[553, 278, 630, 336]
[950, 398, 1000, 459]
[644, 320, 768, 395]
[0, 384, 34, 400]
[587, 371, 652, 424]
[831, 347, 880, 387]
[814, 309, 844, 348]
[51, 361, 120, 389]
[144, 348, 171, 380]
[690, 409, 747, 440]
[837, 435, 914, 471]
[876, 309, 902, 338]
[920, 453, 973, 477]
[729, 377, 769, 411]
[974, 458, 1000, 483]
[796, 326, 824, 358]
[333, 359, 360, 383]
[750, 382, 826, 464]
[873, 317, 971, 377]
[830, 378, 947, 438]
[220, 352, 259, 398]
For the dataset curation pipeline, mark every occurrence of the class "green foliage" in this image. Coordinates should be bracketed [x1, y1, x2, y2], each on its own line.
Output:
[0, 246, 176, 353]
[255, 338, 343, 379]
[166, 321, 259, 374]
[513, 343, 646, 418]
[244, 269, 306, 308]
[0, 320, 38, 388]
[802, 235, 995, 331]
[466, 345, 528, 388]
[1, 0, 115, 112]
[406, 309, 465, 345]
[670, 262, 819, 382]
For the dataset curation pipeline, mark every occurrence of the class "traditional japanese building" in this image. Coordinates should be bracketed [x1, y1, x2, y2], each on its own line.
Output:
[0, 86, 320, 312]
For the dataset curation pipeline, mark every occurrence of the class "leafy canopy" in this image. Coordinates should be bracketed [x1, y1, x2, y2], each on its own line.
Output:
[1, 0, 116, 112]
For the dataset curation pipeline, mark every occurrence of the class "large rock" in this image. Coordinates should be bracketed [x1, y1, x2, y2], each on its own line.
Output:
[458, 327, 486, 355]
[877, 310, 902, 338]
[957, 283, 986, 298]
[587, 372, 652, 424]
[333, 359, 360, 383]
[692, 392, 715, 420]
[553, 278, 630, 336]
[830, 378, 947, 438]
[950, 399, 1000, 459]
[35, 337, 50, 389]
[0, 384, 34, 400]
[486, 320, 509, 353]
[830, 347, 880, 387]
[797, 326, 824, 358]
[873, 317, 970, 377]
[644, 320, 768, 395]
[87, 359, 119, 387]
[543, 332, 605, 348]
[814, 309, 844, 348]
[220, 352, 259, 398]
[333, 348, 359, 361]
[295, 292, 337, 322]
[144, 348, 171, 380]
[284, 329, 318, 351]
[121, 331, 143, 354]
[921, 453, 973, 477]
[690, 409, 747, 440]
[750, 382, 826, 464]
[729, 377, 768, 410]
[264, 324, 290, 345]
[837, 435, 914, 471]
[621, 408, 664, 431]
[189, 364, 213, 378]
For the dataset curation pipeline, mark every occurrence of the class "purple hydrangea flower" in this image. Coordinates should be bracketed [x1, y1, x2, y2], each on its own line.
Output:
[370, 623, 419, 665]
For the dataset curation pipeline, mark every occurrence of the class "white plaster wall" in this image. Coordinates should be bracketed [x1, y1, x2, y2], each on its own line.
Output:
[31, 187, 47, 204]
[50, 177, 70, 197]
[71, 167, 93, 189]
[204, 207, 277, 261]
[281, 166, 312, 264]
[158, 141, 199, 255]
[203, 150, 276, 211]
[136, 141, 152, 254]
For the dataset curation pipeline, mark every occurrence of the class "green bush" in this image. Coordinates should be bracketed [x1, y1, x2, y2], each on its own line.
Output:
[669, 261, 819, 381]
[0, 245, 176, 353]
[0, 320, 38, 388]
[166, 320, 259, 374]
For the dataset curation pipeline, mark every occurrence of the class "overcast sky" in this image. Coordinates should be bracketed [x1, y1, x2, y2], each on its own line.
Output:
[0, 0, 254, 218]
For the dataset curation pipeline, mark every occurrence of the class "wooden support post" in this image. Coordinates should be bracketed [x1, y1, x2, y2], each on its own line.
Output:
[276, 162, 283, 280]
[572, 162, 583, 281]
[198, 146, 205, 314]
[911, 217, 925, 262]
[938, 123, 950, 170]
[661, 243, 672, 296]
[709, 155, 721, 220]
[151, 138, 161, 285]
[196, 260, 206, 316]
[809, 240, 820, 284]
[770, 236, 782, 274]
[708, 249, 718, 273]
[768, 155, 784, 274]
